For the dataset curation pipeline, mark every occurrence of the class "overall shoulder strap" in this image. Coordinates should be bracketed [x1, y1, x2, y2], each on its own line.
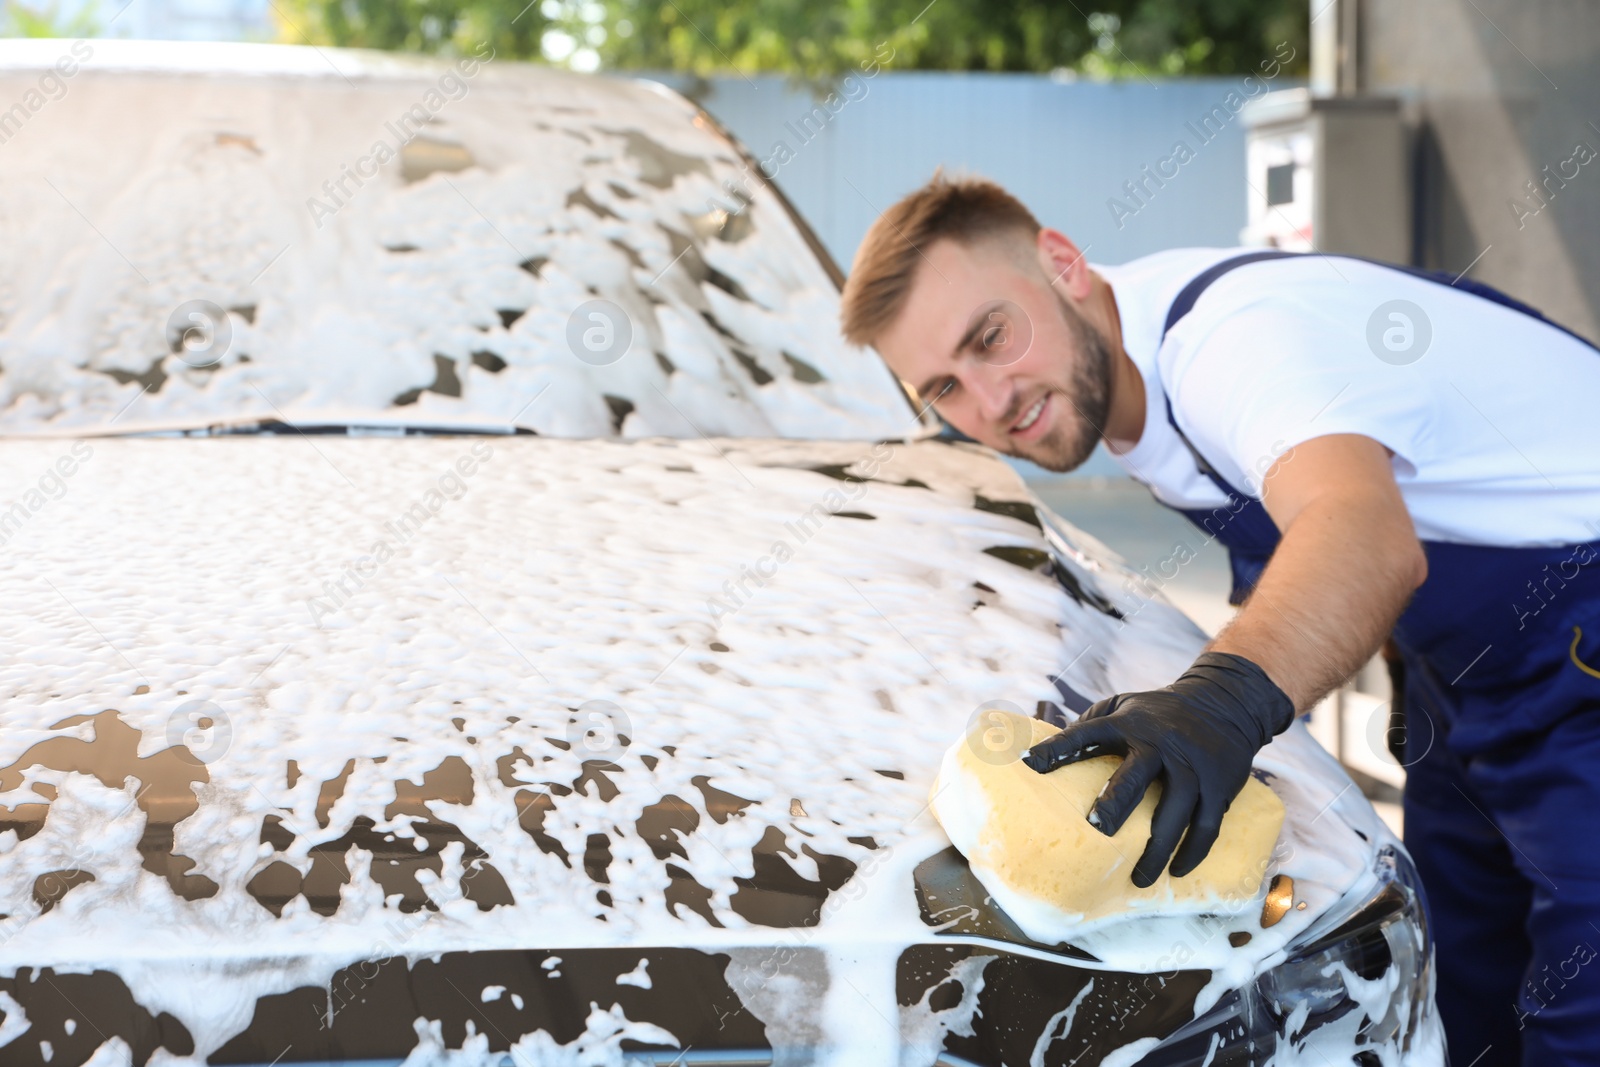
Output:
[1162, 250, 1300, 337]
[1156, 251, 1302, 501]
[1162, 249, 1597, 351]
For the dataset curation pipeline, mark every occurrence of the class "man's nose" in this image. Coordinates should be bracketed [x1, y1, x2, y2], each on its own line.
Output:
[965, 364, 1014, 426]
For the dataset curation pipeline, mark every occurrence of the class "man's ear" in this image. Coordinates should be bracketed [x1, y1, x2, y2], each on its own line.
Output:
[1037, 228, 1093, 301]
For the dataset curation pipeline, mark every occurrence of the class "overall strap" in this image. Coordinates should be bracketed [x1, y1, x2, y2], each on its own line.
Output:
[1162, 249, 1300, 336]
[1159, 251, 1299, 510]
[1155, 254, 1293, 605]
[1164, 249, 1599, 352]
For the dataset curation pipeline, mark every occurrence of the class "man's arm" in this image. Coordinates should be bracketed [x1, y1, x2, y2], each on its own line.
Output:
[1211, 433, 1428, 710]
[1024, 433, 1427, 885]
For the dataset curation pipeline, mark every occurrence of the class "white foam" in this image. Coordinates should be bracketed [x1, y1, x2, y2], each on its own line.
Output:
[0, 991, 28, 1048]
[614, 959, 651, 989]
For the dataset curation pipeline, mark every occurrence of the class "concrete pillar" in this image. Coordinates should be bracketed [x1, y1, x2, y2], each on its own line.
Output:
[1355, 0, 1600, 340]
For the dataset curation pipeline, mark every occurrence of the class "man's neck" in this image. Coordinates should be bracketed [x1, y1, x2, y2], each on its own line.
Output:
[1095, 275, 1146, 452]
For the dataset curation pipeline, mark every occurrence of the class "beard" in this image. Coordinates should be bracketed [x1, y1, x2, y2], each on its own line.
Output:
[1007, 292, 1114, 473]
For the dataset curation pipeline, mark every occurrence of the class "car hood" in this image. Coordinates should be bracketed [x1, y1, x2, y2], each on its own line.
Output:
[0, 434, 1396, 1059]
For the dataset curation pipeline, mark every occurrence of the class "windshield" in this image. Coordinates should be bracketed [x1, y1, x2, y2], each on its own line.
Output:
[0, 41, 920, 439]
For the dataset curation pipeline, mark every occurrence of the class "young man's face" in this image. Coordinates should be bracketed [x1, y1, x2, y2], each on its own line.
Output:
[871, 232, 1113, 473]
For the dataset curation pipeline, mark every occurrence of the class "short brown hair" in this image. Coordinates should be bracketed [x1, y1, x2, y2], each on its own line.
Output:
[840, 169, 1041, 346]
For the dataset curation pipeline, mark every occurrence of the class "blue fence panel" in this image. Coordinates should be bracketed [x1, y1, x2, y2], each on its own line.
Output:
[643, 71, 1290, 270]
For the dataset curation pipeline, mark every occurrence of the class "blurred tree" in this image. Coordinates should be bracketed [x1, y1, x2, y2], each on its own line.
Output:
[273, 0, 1307, 79]
[272, 0, 549, 61]
[1, 0, 103, 36]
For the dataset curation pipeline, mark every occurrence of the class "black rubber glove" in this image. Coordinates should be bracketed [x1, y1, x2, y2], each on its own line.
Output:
[1021, 652, 1294, 888]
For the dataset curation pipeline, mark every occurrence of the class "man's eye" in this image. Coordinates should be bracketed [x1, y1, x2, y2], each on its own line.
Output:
[934, 379, 956, 400]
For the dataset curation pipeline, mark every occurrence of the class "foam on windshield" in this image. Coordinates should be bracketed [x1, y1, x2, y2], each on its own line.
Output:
[0, 45, 915, 439]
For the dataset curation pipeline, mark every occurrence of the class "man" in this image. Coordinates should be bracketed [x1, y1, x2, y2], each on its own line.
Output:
[839, 172, 1600, 1065]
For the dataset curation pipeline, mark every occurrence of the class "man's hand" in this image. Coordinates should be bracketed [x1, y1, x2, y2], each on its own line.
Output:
[1022, 652, 1293, 887]
[1024, 435, 1425, 886]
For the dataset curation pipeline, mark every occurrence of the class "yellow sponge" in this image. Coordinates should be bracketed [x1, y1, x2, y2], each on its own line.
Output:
[932, 712, 1285, 927]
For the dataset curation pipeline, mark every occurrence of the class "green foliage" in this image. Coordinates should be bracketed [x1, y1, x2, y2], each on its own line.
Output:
[272, 0, 549, 60]
[272, 0, 1308, 79]
[1079, 0, 1310, 77]
[1, 0, 103, 37]
[549, 0, 1308, 77]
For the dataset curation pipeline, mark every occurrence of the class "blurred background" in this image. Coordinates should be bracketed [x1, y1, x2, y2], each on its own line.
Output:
[9, 0, 1600, 829]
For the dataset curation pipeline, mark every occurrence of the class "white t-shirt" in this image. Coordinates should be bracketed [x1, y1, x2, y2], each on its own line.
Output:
[1096, 248, 1600, 548]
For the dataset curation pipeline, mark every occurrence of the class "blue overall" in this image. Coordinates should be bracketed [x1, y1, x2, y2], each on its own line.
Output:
[1156, 251, 1600, 1066]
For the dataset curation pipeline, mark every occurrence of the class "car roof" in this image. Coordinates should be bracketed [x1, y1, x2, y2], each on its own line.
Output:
[0, 36, 625, 82]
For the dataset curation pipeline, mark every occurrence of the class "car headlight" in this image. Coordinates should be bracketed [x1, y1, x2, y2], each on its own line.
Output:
[1135, 846, 1434, 1065]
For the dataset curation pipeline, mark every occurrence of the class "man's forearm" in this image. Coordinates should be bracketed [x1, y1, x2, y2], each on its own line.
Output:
[1208, 489, 1427, 711]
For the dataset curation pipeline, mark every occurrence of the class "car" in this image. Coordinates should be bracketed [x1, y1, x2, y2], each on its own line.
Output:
[0, 38, 1442, 1066]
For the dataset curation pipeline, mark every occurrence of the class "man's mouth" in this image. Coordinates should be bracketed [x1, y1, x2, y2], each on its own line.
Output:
[1010, 393, 1049, 437]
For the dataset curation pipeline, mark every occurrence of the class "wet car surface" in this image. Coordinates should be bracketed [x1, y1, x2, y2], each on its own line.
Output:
[0, 40, 1440, 1066]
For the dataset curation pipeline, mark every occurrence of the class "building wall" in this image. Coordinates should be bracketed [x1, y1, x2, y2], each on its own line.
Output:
[1363, 0, 1600, 340]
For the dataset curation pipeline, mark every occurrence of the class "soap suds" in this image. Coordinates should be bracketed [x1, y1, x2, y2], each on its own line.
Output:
[0, 44, 925, 444]
[1030, 979, 1092, 1067]
[901, 953, 992, 1067]
[616, 958, 651, 989]
[0, 991, 28, 1047]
